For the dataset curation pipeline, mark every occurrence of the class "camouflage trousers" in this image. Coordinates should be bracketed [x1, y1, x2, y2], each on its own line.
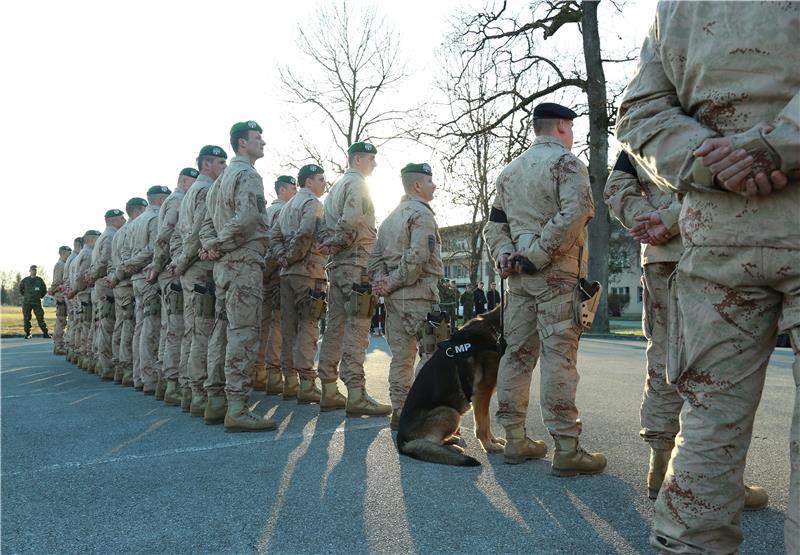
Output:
[317, 264, 370, 388]
[279, 274, 324, 381]
[65, 298, 77, 351]
[496, 273, 582, 435]
[114, 284, 134, 375]
[54, 297, 67, 349]
[384, 295, 432, 411]
[77, 293, 93, 359]
[205, 251, 263, 401]
[22, 301, 47, 335]
[640, 262, 682, 450]
[133, 278, 160, 387]
[93, 283, 116, 373]
[652, 246, 800, 554]
[256, 276, 281, 383]
[159, 275, 184, 384]
[181, 264, 213, 395]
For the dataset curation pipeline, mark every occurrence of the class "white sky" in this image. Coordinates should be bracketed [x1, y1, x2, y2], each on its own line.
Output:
[0, 0, 656, 279]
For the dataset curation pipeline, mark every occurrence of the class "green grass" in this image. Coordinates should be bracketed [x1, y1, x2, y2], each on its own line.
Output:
[0, 305, 56, 335]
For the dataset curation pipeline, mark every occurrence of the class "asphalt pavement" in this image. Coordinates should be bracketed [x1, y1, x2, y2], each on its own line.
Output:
[1, 336, 793, 554]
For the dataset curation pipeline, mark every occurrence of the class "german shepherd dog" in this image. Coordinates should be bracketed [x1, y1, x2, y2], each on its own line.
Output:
[396, 306, 506, 466]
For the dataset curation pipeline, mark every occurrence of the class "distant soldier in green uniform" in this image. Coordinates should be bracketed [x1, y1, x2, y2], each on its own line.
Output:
[19, 265, 49, 339]
[459, 285, 474, 322]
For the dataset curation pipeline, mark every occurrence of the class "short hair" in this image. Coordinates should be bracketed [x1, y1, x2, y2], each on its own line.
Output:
[401, 172, 421, 193]
[274, 181, 292, 196]
[533, 118, 558, 136]
[147, 193, 168, 203]
[197, 154, 215, 170]
[230, 129, 251, 153]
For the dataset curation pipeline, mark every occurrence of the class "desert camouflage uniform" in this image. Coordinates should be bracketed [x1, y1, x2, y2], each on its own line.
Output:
[110, 222, 135, 379]
[200, 156, 268, 401]
[484, 135, 594, 436]
[317, 168, 376, 388]
[368, 193, 443, 410]
[616, 3, 800, 552]
[51, 257, 68, 351]
[89, 224, 118, 375]
[256, 199, 286, 386]
[62, 249, 79, 354]
[271, 186, 326, 383]
[605, 151, 683, 450]
[69, 245, 94, 362]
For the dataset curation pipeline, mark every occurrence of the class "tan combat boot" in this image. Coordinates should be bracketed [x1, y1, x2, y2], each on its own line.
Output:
[252, 367, 268, 391]
[551, 435, 607, 477]
[346, 387, 392, 417]
[265, 368, 284, 396]
[155, 378, 167, 401]
[143, 382, 156, 396]
[163, 380, 182, 406]
[503, 425, 547, 464]
[204, 394, 227, 425]
[320, 382, 347, 412]
[282, 372, 299, 400]
[113, 367, 124, 384]
[390, 408, 402, 430]
[100, 367, 114, 381]
[297, 378, 322, 405]
[180, 387, 192, 412]
[744, 485, 769, 511]
[189, 392, 207, 417]
[647, 447, 673, 499]
[224, 399, 278, 433]
[121, 370, 134, 387]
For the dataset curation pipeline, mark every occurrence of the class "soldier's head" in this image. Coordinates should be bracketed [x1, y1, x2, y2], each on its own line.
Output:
[274, 175, 298, 202]
[532, 103, 578, 151]
[29, 265, 37, 277]
[490, 282, 496, 290]
[83, 230, 101, 248]
[73, 237, 83, 253]
[297, 164, 326, 198]
[400, 163, 435, 203]
[478, 281, 484, 289]
[230, 120, 264, 162]
[58, 246, 72, 261]
[104, 209, 126, 230]
[347, 142, 378, 177]
[146, 185, 171, 207]
[197, 145, 228, 180]
[125, 197, 148, 221]
[177, 167, 199, 192]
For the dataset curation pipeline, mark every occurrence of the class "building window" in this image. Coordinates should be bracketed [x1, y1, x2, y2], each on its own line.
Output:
[637, 286, 643, 303]
[611, 286, 630, 302]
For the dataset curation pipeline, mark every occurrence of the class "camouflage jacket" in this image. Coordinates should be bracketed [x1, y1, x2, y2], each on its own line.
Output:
[50, 258, 66, 299]
[368, 194, 443, 302]
[70, 247, 93, 300]
[174, 173, 213, 275]
[484, 136, 594, 275]
[605, 151, 682, 265]
[200, 156, 268, 257]
[320, 168, 376, 269]
[271, 187, 325, 279]
[19, 276, 47, 303]
[616, 1, 800, 249]
[62, 250, 79, 292]
[89, 225, 117, 281]
[263, 198, 286, 282]
[109, 222, 133, 286]
[152, 189, 185, 274]
[121, 204, 159, 281]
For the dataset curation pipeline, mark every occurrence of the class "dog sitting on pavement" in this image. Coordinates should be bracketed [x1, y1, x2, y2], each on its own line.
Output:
[396, 306, 506, 466]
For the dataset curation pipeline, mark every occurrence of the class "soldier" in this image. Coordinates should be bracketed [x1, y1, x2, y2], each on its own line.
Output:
[19, 265, 49, 339]
[616, 4, 798, 552]
[484, 102, 604, 473]
[437, 278, 454, 330]
[317, 142, 392, 416]
[473, 281, 487, 315]
[486, 282, 500, 311]
[368, 162, 444, 429]
[605, 151, 768, 509]
[62, 237, 82, 361]
[172, 145, 227, 417]
[106, 198, 148, 385]
[459, 285, 474, 322]
[271, 164, 327, 405]
[49, 246, 71, 353]
[257, 175, 297, 396]
[199, 121, 276, 432]
[67, 231, 101, 370]
[148, 167, 197, 406]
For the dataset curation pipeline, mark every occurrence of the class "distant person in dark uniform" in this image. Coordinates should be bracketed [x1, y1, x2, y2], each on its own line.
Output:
[473, 281, 487, 315]
[19, 265, 49, 339]
[487, 282, 501, 311]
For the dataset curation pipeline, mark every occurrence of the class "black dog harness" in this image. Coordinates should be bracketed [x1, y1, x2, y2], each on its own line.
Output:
[438, 340, 500, 359]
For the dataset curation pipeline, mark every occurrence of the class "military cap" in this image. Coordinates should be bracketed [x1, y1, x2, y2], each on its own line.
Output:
[275, 175, 297, 186]
[297, 164, 324, 185]
[105, 209, 124, 219]
[73, 236, 84, 245]
[83, 230, 101, 238]
[532, 102, 578, 120]
[180, 167, 200, 178]
[126, 197, 148, 209]
[147, 185, 171, 196]
[199, 145, 228, 159]
[400, 162, 433, 176]
[59, 245, 72, 252]
[347, 142, 377, 155]
[230, 120, 263, 136]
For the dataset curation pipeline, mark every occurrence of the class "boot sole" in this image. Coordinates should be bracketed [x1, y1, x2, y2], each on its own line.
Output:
[164, 399, 182, 407]
[320, 405, 346, 412]
[204, 417, 225, 425]
[297, 399, 320, 405]
[346, 411, 392, 417]
[224, 426, 277, 433]
[551, 467, 606, 477]
[504, 454, 546, 464]
[190, 409, 206, 417]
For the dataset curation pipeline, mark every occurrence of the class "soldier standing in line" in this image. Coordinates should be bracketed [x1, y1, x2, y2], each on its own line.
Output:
[49, 246, 71, 353]
[484, 102, 605, 474]
[19, 265, 49, 340]
[616, 3, 798, 551]
[172, 145, 227, 417]
[148, 168, 197, 406]
[67, 230, 101, 370]
[199, 121, 276, 432]
[106, 198, 148, 386]
[368, 163, 444, 429]
[256, 175, 297, 396]
[62, 237, 82, 361]
[271, 164, 327, 405]
[317, 142, 392, 416]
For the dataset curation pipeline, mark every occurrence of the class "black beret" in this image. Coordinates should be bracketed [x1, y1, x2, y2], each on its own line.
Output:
[400, 162, 432, 176]
[347, 142, 377, 155]
[230, 120, 262, 135]
[180, 167, 200, 178]
[276, 175, 297, 186]
[532, 102, 578, 120]
[105, 209, 124, 218]
[297, 164, 324, 185]
[126, 197, 148, 209]
[147, 185, 171, 196]
[199, 145, 228, 159]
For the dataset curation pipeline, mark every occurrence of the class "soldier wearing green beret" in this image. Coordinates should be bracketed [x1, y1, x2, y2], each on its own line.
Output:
[62, 237, 83, 361]
[49, 246, 72, 354]
[172, 145, 228, 415]
[368, 163, 444, 429]
[67, 230, 101, 370]
[199, 121, 277, 431]
[19, 265, 49, 340]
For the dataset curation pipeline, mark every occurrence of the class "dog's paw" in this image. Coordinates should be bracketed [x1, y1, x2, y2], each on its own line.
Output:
[446, 444, 466, 454]
[479, 437, 506, 453]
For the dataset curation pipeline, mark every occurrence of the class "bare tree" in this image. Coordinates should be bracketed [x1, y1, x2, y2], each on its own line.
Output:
[279, 1, 420, 174]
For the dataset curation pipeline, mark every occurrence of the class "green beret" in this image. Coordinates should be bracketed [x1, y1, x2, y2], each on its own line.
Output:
[532, 102, 578, 120]
[347, 142, 377, 155]
[297, 164, 324, 184]
[84, 230, 102, 238]
[400, 162, 432, 176]
[73, 236, 84, 245]
[147, 185, 171, 196]
[105, 209, 124, 219]
[126, 197, 148, 209]
[276, 175, 297, 186]
[180, 167, 199, 178]
[199, 145, 228, 159]
[230, 120, 263, 136]
[59, 245, 72, 252]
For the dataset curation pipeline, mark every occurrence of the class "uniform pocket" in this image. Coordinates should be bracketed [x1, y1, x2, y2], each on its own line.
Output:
[665, 269, 684, 384]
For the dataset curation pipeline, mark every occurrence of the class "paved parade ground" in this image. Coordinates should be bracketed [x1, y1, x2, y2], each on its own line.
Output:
[1, 336, 793, 554]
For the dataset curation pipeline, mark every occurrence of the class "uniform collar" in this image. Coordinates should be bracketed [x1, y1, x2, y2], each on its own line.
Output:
[230, 155, 254, 167]
[402, 194, 435, 215]
[345, 167, 364, 178]
[533, 135, 567, 149]
[195, 173, 214, 185]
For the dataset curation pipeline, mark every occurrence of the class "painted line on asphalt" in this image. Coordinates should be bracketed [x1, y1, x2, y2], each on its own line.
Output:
[20, 371, 73, 385]
[68, 393, 100, 406]
[1, 386, 110, 399]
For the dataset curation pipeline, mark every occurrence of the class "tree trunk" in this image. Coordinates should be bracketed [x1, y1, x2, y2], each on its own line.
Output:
[581, 0, 610, 333]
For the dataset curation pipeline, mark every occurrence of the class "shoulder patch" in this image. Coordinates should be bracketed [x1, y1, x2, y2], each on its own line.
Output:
[256, 195, 266, 213]
[428, 235, 435, 253]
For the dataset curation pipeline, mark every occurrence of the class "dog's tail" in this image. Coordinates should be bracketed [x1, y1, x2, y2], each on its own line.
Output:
[399, 439, 480, 467]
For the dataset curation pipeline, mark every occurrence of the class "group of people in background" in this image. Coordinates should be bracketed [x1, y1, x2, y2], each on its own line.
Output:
[437, 279, 501, 328]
